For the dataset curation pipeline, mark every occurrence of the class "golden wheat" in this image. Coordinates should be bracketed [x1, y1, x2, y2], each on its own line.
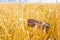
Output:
[0, 4, 59, 40]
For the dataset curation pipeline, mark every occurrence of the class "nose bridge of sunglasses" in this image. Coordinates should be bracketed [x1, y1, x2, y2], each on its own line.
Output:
[38, 21, 44, 28]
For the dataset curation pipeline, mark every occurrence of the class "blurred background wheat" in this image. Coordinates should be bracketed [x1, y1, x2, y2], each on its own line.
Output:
[0, 4, 60, 40]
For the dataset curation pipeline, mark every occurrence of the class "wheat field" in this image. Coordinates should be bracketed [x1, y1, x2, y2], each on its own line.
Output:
[0, 4, 60, 40]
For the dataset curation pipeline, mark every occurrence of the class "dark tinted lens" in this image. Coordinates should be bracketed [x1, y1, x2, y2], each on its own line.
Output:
[46, 25, 50, 29]
[45, 23, 51, 33]
[28, 19, 36, 27]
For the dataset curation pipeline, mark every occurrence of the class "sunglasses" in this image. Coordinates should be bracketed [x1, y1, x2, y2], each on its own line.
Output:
[27, 19, 51, 33]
